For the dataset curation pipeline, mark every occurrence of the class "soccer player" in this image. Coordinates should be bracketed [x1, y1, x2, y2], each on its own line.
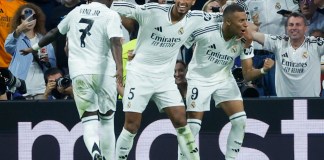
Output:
[180, 4, 273, 160]
[20, 0, 123, 159]
[110, 0, 222, 159]
[251, 12, 324, 97]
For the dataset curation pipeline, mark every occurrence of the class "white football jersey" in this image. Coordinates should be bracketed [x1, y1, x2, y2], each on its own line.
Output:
[184, 23, 254, 84]
[264, 35, 324, 97]
[57, 2, 123, 78]
[111, 2, 219, 78]
[244, 0, 299, 49]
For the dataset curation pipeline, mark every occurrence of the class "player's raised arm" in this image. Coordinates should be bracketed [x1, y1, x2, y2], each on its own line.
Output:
[251, 30, 266, 46]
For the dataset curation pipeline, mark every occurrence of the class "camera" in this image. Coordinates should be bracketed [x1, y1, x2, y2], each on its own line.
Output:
[56, 77, 72, 88]
[232, 67, 259, 97]
[0, 68, 26, 95]
[211, 6, 220, 13]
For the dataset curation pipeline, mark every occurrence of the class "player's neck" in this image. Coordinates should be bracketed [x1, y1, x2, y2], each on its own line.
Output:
[222, 25, 233, 41]
[170, 7, 186, 24]
[290, 37, 305, 49]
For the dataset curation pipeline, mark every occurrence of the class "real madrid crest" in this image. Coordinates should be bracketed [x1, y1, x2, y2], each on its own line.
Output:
[302, 52, 308, 59]
[191, 101, 196, 108]
[231, 45, 238, 54]
[178, 27, 184, 35]
[275, 2, 281, 10]
[127, 102, 131, 108]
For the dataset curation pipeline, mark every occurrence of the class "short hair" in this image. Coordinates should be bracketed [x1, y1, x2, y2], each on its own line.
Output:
[176, 60, 187, 69]
[286, 12, 308, 26]
[309, 28, 324, 38]
[222, 3, 245, 20]
[44, 68, 64, 84]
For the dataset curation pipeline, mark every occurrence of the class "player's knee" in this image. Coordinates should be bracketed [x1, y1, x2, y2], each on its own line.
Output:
[229, 111, 246, 128]
[124, 119, 141, 134]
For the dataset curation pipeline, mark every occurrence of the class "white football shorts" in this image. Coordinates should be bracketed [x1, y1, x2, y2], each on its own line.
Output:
[72, 74, 117, 117]
[122, 71, 184, 113]
[186, 78, 242, 112]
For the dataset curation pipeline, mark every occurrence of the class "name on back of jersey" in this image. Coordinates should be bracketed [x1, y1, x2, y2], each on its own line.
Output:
[80, 8, 101, 16]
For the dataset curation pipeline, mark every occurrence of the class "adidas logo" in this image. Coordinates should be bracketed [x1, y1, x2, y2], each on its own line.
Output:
[282, 52, 288, 58]
[0, 8, 4, 13]
[154, 26, 162, 32]
[208, 44, 217, 49]
[232, 148, 240, 153]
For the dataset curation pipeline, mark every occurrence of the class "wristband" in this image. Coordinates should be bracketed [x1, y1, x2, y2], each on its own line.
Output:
[31, 43, 40, 51]
[260, 68, 267, 75]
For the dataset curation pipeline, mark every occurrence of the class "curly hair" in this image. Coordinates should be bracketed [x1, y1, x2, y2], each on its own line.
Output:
[10, 3, 47, 35]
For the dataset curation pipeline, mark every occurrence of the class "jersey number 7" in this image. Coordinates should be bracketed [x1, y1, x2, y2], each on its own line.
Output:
[79, 18, 94, 48]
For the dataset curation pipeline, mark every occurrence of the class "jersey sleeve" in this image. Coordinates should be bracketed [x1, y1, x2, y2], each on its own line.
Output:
[313, 37, 324, 56]
[263, 34, 281, 55]
[106, 11, 123, 39]
[111, 1, 147, 25]
[240, 43, 254, 60]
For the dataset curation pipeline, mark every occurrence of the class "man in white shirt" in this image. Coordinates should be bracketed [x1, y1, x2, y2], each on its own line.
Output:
[20, 0, 123, 159]
[244, 0, 299, 96]
[251, 12, 324, 97]
[180, 4, 273, 160]
[110, 0, 224, 159]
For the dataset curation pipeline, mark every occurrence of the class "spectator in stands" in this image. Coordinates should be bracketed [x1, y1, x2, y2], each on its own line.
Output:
[48, 0, 84, 75]
[251, 12, 324, 97]
[298, 0, 324, 35]
[43, 67, 73, 100]
[0, 0, 26, 69]
[245, 0, 299, 97]
[174, 60, 187, 99]
[4, 3, 56, 100]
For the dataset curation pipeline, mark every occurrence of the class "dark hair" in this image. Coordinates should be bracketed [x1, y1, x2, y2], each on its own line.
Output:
[286, 12, 308, 26]
[44, 68, 64, 84]
[176, 60, 187, 69]
[309, 28, 324, 38]
[10, 3, 47, 35]
[223, 3, 245, 20]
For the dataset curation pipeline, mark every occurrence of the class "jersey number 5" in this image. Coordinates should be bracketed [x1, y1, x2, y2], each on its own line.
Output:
[79, 18, 94, 48]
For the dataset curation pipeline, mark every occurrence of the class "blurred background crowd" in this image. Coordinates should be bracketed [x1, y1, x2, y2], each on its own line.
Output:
[0, 0, 323, 101]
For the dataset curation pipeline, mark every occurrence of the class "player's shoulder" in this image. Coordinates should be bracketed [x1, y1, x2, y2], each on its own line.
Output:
[267, 34, 289, 42]
[143, 3, 171, 12]
[186, 10, 214, 22]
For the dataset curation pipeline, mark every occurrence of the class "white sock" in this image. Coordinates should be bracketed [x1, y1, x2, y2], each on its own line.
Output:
[176, 125, 200, 160]
[82, 115, 101, 158]
[99, 113, 115, 160]
[177, 119, 202, 160]
[115, 128, 136, 160]
[225, 111, 247, 160]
